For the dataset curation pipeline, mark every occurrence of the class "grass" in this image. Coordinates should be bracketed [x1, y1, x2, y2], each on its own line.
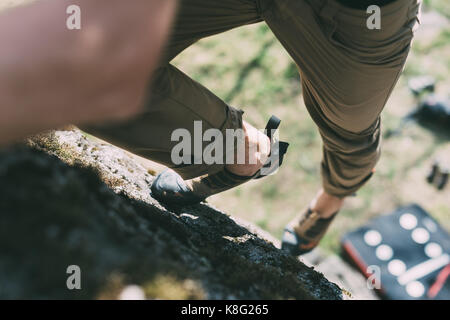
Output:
[172, 2, 450, 254]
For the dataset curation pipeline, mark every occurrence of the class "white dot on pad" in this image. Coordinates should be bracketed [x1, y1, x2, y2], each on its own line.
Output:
[364, 230, 382, 246]
[425, 242, 442, 258]
[406, 281, 425, 298]
[400, 213, 417, 230]
[388, 259, 406, 276]
[412, 228, 430, 244]
[376, 244, 393, 261]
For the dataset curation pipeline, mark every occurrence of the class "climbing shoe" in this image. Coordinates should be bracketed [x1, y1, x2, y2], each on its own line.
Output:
[281, 208, 338, 256]
[150, 115, 289, 205]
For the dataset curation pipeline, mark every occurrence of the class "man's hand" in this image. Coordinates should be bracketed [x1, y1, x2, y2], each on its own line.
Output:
[0, 0, 177, 145]
[225, 120, 271, 177]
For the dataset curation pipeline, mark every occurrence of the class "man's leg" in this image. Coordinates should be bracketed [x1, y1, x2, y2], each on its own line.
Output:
[260, 0, 420, 253]
[81, 0, 273, 202]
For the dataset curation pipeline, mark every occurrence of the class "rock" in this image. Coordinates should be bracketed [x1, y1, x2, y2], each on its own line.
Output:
[0, 129, 345, 299]
[119, 285, 146, 300]
[302, 250, 379, 300]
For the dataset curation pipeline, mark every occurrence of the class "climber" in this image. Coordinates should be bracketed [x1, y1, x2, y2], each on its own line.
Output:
[82, 0, 420, 256]
[1, 0, 421, 256]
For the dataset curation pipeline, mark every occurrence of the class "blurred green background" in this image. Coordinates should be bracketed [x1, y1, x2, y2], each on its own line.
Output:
[172, 0, 450, 254]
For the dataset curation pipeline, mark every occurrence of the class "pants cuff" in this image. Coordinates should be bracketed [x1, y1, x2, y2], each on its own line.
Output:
[174, 105, 244, 180]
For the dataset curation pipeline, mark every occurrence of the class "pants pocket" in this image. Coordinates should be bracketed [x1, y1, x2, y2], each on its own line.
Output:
[326, 27, 410, 66]
[327, 18, 414, 65]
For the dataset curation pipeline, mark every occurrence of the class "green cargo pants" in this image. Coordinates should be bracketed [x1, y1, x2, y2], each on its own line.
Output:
[82, 0, 421, 197]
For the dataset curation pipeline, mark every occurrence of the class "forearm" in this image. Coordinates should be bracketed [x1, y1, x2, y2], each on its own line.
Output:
[0, 0, 176, 145]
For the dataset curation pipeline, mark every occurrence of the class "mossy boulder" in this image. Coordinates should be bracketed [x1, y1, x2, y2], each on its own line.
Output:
[0, 129, 344, 299]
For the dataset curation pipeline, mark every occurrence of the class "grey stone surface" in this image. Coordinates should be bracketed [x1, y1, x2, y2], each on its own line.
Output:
[0, 129, 345, 299]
